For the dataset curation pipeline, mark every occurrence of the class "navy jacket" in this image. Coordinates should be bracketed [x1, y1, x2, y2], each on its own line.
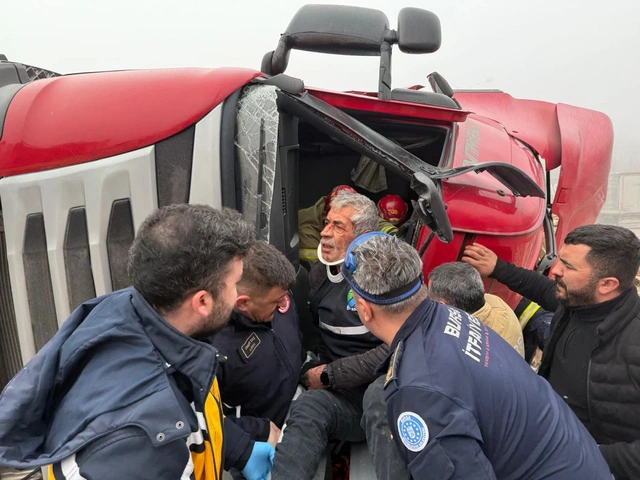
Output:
[309, 263, 382, 363]
[0, 288, 252, 479]
[383, 297, 612, 480]
[208, 294, 304, 437]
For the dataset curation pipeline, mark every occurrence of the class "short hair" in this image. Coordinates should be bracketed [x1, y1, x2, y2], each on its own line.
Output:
[128, 204, 255, 313]
[564, 224, 640, 291]
[351, 235, 427, 315]
[238, 241, 296, 295]
[330, 191, 379, 236]
[428, 262, 485, 313]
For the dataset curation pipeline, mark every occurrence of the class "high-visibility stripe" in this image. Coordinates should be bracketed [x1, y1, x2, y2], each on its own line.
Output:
[380, 225, 397, 234]
[190, 378, 224, 480]
[300, 248, 318, 261]
[60, 455, 86, 480]
[518, 302, 541, 330]
[48, 465, 56, 480]
[319, 321, 370, 335]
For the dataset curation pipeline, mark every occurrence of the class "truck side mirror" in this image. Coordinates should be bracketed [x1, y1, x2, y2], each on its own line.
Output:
[397, 8, 441, 54]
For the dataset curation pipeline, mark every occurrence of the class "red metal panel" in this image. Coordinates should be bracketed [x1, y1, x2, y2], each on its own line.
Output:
[306, 87, 470, 124]
[552, 103, 613, 247]
[454, 91, 562, 169]
[0, 68, 261, 176]
[421, 228, 543, 309]
[442, 117, 546, 235]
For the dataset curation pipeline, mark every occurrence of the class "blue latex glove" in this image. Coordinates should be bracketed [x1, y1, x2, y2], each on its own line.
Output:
[241, 441, 275, 480]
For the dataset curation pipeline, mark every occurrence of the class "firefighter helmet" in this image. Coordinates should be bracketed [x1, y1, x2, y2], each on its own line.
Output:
[377, 194, 408, 226]
[323, 185, 357, 217]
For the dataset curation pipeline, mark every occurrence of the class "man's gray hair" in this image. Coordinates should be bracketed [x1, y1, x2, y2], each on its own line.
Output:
[428, 262, 485, 313]
[352, 235, 426, 315]
[330, 191, 379, 236]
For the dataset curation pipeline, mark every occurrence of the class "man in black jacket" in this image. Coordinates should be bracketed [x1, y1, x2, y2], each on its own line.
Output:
[462, 224, 640, 480]
[207, 241, 303, 449]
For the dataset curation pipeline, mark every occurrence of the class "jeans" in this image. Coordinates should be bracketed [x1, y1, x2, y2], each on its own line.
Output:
[270, 387, 366, 480]
[361, 376, 411, 480]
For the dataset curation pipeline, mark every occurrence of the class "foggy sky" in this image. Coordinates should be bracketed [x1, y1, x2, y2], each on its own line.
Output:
[2, 0, 639, 172]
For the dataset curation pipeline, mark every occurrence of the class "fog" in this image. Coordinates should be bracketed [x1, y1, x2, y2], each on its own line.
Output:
[2, 0, 639, 172]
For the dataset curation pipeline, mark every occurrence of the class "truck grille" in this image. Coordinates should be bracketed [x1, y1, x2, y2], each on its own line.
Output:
[0, 217, 23, 388]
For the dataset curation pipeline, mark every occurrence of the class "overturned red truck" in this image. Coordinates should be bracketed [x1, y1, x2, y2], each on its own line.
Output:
[0, 5, 612, 390]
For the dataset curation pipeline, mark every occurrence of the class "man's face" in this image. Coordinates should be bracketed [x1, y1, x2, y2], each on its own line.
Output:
[199, 257, 244, 336]
[550, 244, 599, 307]
[320, 206, 357, 263]
[243, 286, 290, 323]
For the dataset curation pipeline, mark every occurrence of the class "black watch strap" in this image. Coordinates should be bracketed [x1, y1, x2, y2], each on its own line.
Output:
[320, 365, 331, 387]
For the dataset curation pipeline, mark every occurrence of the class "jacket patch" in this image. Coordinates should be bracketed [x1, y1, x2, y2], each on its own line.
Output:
[397, 411, 429, 452]
[347, 289, 357, 312]
[241, 332, 261, 359]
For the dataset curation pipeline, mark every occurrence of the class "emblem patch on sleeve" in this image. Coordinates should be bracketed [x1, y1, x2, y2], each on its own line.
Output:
[241, 332, 261, 359]
[346, 289, 357, 312]
[397, 412, 429, 452]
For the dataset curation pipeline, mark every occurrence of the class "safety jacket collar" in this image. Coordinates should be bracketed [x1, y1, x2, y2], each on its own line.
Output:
[378, 297, 436, 374]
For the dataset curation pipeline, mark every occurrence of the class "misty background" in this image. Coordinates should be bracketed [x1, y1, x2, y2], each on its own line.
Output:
[2, 0, 638, 173]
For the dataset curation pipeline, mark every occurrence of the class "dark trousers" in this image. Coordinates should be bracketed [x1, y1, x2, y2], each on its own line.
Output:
[361, 376, 411, 480]
[271, 387, 366, 480]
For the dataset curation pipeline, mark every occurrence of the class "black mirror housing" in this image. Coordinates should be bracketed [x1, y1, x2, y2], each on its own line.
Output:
[410, 172, 453, 243]
[397, 8, 442, 54]
[284, 5, 389, 56]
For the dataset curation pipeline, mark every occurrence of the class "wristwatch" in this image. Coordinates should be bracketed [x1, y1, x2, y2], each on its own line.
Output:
[320, 365, 331, 388]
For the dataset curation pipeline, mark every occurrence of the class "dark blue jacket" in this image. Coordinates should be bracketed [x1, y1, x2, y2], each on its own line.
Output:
[208, 294, 304, 437]
[309, 264, 382, 363]
[383, 297, 612, 480]
[0, 287, 252, 479]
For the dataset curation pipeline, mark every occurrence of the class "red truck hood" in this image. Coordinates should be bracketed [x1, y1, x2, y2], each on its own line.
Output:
[455, 91, 614, 243]
[0, 68, 261, 176]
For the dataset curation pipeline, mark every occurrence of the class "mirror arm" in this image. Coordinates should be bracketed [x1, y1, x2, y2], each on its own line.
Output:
[378, 30, 397, 100]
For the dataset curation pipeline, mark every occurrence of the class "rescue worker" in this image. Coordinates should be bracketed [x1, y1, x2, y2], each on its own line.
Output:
[271, 192, 386, 479]
[428, 261, 525, 357]
[377, 194, 408, 227]
[207, 241, 303, 446]
[514, 297, 552, 363]
[463, 224, 640, 480]
[347, 233, 612, 479]
[298, 185, 397, 266]
[0, 205, 274, 480]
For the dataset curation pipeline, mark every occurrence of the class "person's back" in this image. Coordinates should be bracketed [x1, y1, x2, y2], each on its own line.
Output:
[341, 234, 611, 480]
[387, 298, 610, 479]
[428, 262, 524, 357]
[473, 293, 524, 357]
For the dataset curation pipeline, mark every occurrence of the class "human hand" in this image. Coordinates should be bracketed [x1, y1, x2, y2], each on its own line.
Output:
[267, 421, 281, 448]
[461, 243, 498, 277]
[304, 364, 326, 390]
[241, 441, 275, 480]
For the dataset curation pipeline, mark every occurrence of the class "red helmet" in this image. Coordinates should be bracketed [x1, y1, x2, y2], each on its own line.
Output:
[377, 195, 408, 226]
[323, 185, 357, 217]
